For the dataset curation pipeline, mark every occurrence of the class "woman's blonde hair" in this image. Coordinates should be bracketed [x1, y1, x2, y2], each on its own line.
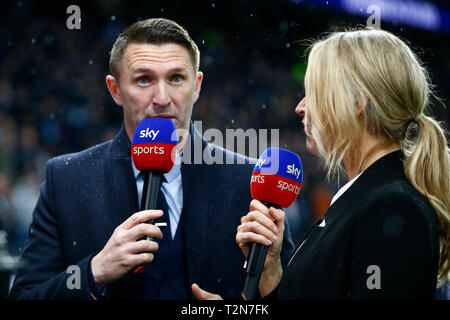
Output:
[304, 27, 450, 287]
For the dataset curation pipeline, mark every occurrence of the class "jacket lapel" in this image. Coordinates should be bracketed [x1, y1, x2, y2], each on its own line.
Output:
[109, 125, 139, 224]
[324, 150, 405, 226]
[181, 122, 212, 284]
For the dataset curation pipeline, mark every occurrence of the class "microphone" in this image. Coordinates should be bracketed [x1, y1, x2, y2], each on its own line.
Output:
[130, 118, 178, 274]
[241, 147, 303, 300]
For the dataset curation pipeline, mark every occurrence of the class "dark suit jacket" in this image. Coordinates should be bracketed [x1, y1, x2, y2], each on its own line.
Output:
[9, 123, 295, 300]
[275, 150, 439, 299]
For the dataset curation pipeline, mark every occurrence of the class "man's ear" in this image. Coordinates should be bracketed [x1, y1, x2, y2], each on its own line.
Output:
[192, 71, 203, 104]
[106, 75, 123, 106]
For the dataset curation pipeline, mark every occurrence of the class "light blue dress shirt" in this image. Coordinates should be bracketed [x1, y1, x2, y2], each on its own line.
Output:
[131, 152, 183, 240]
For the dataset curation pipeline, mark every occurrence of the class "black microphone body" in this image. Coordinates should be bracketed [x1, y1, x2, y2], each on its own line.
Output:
[241, 201, 281, 300]
[133, 170, 164, 274]
[141, 171, 164, 215]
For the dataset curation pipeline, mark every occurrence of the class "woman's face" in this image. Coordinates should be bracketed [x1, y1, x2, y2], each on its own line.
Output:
[295, 97, 319, 155]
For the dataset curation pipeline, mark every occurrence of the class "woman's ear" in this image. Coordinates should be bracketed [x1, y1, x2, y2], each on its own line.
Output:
[356, 95, 368, 116]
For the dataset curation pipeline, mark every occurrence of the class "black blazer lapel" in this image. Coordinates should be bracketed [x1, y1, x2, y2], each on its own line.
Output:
[181, 122, 212, 285]
[323, 150, 405, 227]
[109, 125, 139, 224]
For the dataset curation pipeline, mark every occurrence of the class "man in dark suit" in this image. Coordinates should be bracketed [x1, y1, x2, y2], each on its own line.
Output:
[9, 18, 294, 300]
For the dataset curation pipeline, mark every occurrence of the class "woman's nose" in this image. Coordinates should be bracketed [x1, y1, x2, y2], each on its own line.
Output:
[295, 97, 306, 117]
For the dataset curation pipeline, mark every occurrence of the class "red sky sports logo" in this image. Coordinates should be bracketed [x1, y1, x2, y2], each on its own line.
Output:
[251, 173, 301, 208]
[132, 145, 165, 155]
[131, 142, 178, 172]
[252, 173, 301, 195]
[277, 179, 301, 195]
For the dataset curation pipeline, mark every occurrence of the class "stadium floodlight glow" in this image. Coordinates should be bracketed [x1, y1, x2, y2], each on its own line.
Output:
[342, 0, 441, 31]
[290, 0, 450, 34]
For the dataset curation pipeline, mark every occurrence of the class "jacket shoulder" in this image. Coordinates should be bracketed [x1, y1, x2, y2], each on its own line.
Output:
[46, 140, 112, 172]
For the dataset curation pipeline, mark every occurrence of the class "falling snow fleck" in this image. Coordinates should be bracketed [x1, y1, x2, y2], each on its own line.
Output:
[111, 15, 116, 21]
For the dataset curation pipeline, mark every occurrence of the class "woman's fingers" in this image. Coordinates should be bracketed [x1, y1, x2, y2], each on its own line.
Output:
[237, 220, 277, 244]
[249, 200, 270, 217]
[236, 230, 273, 247]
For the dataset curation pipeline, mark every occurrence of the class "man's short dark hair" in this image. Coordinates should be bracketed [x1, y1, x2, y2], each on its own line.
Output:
[109, 18, 200, 78]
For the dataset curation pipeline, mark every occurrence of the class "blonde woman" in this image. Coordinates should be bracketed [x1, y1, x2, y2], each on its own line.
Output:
[192, 28, 449, 299]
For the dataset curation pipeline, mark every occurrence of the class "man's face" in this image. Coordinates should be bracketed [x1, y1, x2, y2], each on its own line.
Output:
[106, 42, 203, 144]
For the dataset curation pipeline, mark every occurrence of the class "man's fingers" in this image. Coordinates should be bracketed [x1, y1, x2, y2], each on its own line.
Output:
[128, 239, 159, 254]
[131, 252, 155, 266]
[120, 210, 164, 230]
[191, 283, 223, 300]
[127, 223, 163, 241]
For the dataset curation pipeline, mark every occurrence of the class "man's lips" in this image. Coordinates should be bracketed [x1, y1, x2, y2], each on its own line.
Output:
[146, 114, 176, 119]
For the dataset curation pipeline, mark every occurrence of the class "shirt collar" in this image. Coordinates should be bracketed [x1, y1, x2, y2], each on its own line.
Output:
[131, 151, 183, 184]
[329, 172, 362, 206]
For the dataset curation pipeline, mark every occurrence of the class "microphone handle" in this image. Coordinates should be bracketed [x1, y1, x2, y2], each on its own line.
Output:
[133, 170, 164, 274]
[141, 171, 164, 226]
[241, 201, 281, 300]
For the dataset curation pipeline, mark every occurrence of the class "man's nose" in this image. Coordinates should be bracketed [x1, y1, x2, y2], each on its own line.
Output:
[152, 82, 171, 106]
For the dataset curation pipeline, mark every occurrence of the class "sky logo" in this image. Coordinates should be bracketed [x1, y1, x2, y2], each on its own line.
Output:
[139, 128, 160, 140]
[287, 163, 302, 180]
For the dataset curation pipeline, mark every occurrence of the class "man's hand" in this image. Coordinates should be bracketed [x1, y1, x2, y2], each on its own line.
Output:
[91, 210, 164, 287]
[191, 283, 223, 300]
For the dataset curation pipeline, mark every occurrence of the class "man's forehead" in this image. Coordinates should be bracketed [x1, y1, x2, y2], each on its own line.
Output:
[122, 42, 192, 72]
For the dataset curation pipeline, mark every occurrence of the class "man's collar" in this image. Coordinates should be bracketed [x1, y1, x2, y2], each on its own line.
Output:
[131, 151, 183, 184]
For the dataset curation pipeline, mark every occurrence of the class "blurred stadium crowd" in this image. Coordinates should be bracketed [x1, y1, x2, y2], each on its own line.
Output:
[0, 0, 449, 297]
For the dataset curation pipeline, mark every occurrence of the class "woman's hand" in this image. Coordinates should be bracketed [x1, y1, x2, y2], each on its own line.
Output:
[235, 199, 285, 297]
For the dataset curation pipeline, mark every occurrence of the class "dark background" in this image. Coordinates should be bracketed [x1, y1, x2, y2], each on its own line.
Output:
[0, 0, 449, 298]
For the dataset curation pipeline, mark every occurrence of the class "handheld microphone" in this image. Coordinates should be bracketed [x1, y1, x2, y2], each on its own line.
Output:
[131, 118, 178, 274]
[241, 147, 303, 300]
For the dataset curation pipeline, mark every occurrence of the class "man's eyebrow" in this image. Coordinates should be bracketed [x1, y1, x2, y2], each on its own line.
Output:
[131, 67, 189, 74]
